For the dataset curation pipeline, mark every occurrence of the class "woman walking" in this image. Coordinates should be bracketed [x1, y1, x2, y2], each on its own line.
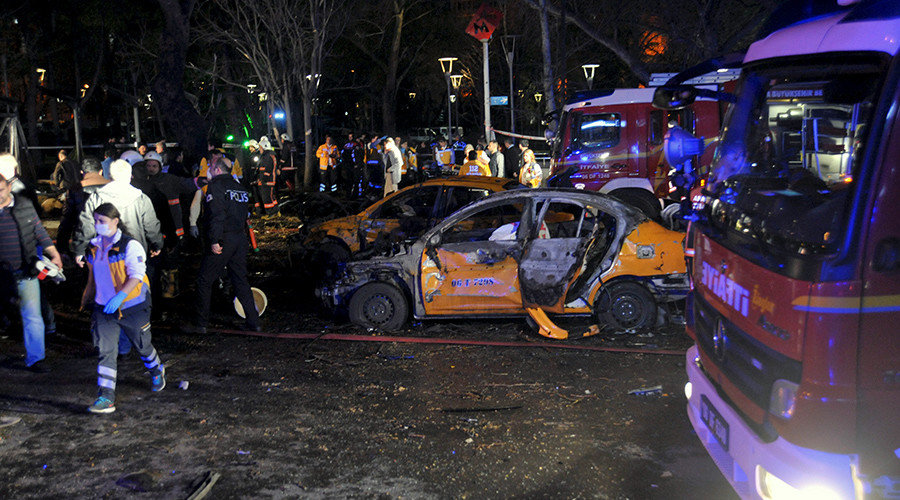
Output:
[81, 203, 165, 414]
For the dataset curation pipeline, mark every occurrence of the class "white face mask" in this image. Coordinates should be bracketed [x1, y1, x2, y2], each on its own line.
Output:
[94, 223, 114, 237]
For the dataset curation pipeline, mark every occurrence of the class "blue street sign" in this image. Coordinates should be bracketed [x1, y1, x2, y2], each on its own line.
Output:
[490, 96, 509, 106]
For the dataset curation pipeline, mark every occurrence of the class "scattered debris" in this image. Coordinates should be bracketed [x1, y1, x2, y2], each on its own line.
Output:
[628, 385, 663, 396]
[186, 471, 221, 500]
[178, 381, 190, 390]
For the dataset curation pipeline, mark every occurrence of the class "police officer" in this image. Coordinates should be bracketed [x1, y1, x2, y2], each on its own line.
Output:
[189, 157, 259, 333]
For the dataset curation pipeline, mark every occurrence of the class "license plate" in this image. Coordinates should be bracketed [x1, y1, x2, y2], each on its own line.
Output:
[700, 395, 730, 451]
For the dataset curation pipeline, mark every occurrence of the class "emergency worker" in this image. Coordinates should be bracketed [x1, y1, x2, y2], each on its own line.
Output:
[316, 135, 339, 193]
[144, 152, 200, 241]
[365, 135, 384, 195]
[279, 134, 297, 190]
[451, 135, 467, 166]
[433, 138, 453, 172]
[82, 202, 165, 414]
[519, 149, 542, 188]
[191, 158, 260, 333]
[198, 139, 243, 182]
[255, 137, 279, 217]
[458, 150, 491, 176]
[340, 133, 361, 196]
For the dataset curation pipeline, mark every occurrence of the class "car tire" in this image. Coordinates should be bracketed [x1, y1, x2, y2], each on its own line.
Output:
[349, 282, 409, 331]
[595, 281, 656, 331]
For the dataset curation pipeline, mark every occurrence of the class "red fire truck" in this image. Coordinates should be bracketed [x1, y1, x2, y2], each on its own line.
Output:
[661, 0, 900, 497]
[547, 84, 726, 219]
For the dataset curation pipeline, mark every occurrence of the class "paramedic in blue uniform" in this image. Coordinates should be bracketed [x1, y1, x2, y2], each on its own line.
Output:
[82, 202, 165, 414]
[192, 157, 260, 333]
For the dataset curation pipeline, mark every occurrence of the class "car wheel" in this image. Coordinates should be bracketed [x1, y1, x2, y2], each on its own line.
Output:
[595, 281, 656, 331]
[349, 283, 409, 331]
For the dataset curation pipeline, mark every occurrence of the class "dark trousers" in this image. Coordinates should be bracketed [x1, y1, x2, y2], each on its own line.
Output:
[92, 301, 162, 401]
[256, 184, 278, 215]
[195, 233, 259, 328]
[319, 167, 337, 193]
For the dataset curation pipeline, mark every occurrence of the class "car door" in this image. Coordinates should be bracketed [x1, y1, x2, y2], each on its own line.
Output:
[360, 186, 441, 245]
[518, 199, 605, 313]
[420, 198, 531, 315]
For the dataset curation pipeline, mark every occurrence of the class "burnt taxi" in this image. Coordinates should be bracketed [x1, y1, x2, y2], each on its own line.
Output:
[302, 176, 520, 263]
[317, 189, 689, 339]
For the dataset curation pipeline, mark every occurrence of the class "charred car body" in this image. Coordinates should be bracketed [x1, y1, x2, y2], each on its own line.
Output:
[298, 177, 520, 268]
[317, 189, 689, 339]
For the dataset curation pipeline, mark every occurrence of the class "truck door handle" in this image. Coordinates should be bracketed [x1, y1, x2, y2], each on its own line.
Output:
[611, 163, 627, 170]
[873, 238, 900, 272]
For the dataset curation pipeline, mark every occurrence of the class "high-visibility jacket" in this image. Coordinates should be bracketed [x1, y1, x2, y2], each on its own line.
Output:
[317, 143, 338, 169]
[519, 161, 542, 188]
[458, 160, 491, 176]
[434, 147, 452, 166]
[199, 149, 243, 180]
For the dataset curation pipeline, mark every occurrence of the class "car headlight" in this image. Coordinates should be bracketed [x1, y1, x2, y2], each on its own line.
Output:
[684, 381, 693, 400]
[769, 379, 798, 419]
[757, 466, 842, 500]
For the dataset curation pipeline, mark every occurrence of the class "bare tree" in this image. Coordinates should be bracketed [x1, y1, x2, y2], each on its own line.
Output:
[205, 0, 347, 190]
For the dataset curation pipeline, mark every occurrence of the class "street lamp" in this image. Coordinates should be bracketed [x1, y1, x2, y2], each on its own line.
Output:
[438, 57, 457, 141]
[450, 75, 462, 136]
[534, 93, 543, 103]
[581, 64, 600, 90]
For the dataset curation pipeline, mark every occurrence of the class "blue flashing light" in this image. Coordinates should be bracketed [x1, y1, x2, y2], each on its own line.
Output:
[273, 112, 286, 120]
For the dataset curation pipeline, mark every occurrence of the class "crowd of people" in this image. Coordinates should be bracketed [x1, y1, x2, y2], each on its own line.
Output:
[0, 131, 542, 417]
[316, 132, 543, 197]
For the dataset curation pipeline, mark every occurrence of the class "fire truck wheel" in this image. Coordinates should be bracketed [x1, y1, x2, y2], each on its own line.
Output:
[349, 282, 409, 331]
[595, 281, 656, 331]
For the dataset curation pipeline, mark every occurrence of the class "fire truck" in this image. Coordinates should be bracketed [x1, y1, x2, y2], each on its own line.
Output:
[657, 0, 900, 498]
[546, 76, 733, 220]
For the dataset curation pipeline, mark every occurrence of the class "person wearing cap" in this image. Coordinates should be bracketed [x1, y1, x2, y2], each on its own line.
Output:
[0, 158, 62, 373]
[255, 136, 279, 217]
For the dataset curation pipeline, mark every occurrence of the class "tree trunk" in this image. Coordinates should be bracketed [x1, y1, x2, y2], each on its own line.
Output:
[303, 95, 315, 190]
[380, 1, 404, 135]
[153, 0, 207, 162]
[539, 0, 557, 115]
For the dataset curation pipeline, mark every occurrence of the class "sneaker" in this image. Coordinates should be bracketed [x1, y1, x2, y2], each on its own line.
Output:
[87, 397, 116, 414]
[151, 367, 166, 392]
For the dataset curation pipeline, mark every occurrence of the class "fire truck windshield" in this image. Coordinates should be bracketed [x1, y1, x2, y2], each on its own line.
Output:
[704, 59, 885, 256]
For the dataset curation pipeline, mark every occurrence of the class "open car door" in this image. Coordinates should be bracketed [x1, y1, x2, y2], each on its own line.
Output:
[419, 199, 531, 316]
[519, 199, 613, 339]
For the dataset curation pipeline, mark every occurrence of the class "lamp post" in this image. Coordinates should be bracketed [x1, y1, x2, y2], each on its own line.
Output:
[581, 64, 599, 90]
[438, 57, 457, 141]
[450, 74, 462, 138]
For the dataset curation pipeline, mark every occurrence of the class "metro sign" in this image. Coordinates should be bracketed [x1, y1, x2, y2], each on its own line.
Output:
[466, 3, 503, 41]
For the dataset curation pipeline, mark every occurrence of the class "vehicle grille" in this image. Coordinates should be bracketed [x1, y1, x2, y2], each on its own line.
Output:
[693, 293, 801, 410]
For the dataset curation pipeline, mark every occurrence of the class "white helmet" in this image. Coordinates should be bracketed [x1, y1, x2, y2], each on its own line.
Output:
[281, 133, 291, 142]
[143, 151, 163, 164]
[258, 136, 272, 150]
[119, 150, 143, 166]
[247, 139, 259, 150]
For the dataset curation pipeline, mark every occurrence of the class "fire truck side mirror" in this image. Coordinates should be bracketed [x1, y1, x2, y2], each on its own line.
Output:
[652, 85, 698, 110]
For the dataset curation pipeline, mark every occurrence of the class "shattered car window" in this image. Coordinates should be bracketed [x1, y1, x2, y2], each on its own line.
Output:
[443, 202, 525, 244]
[372, 186, 440, 219]
[443, 187, 493, 216]
[539, 202, 603, 239]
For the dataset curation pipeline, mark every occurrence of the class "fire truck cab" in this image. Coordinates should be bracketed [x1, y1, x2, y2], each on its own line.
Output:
[666, 0, 900, 498]
[548, 86, 724, 219]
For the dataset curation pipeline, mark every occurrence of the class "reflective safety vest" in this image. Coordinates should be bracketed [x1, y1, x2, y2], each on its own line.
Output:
[434, 147, 452, 166]
[317, 143, 338, 169]
[458, 160, 491, 176]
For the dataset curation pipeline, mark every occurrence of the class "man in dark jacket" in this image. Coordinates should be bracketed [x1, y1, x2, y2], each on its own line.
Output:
[189, 157, 259, 333]
[53, 149, 83, 254]
[502, 138, 520, 179]
[0, 168, 62, 373]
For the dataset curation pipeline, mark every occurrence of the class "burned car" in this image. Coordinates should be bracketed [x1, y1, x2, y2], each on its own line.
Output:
[300, 176, 520, 264]
[317, 189, 689, 339]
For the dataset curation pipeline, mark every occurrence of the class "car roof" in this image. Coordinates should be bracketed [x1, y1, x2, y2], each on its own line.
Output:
[413, 176, 514, 190]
